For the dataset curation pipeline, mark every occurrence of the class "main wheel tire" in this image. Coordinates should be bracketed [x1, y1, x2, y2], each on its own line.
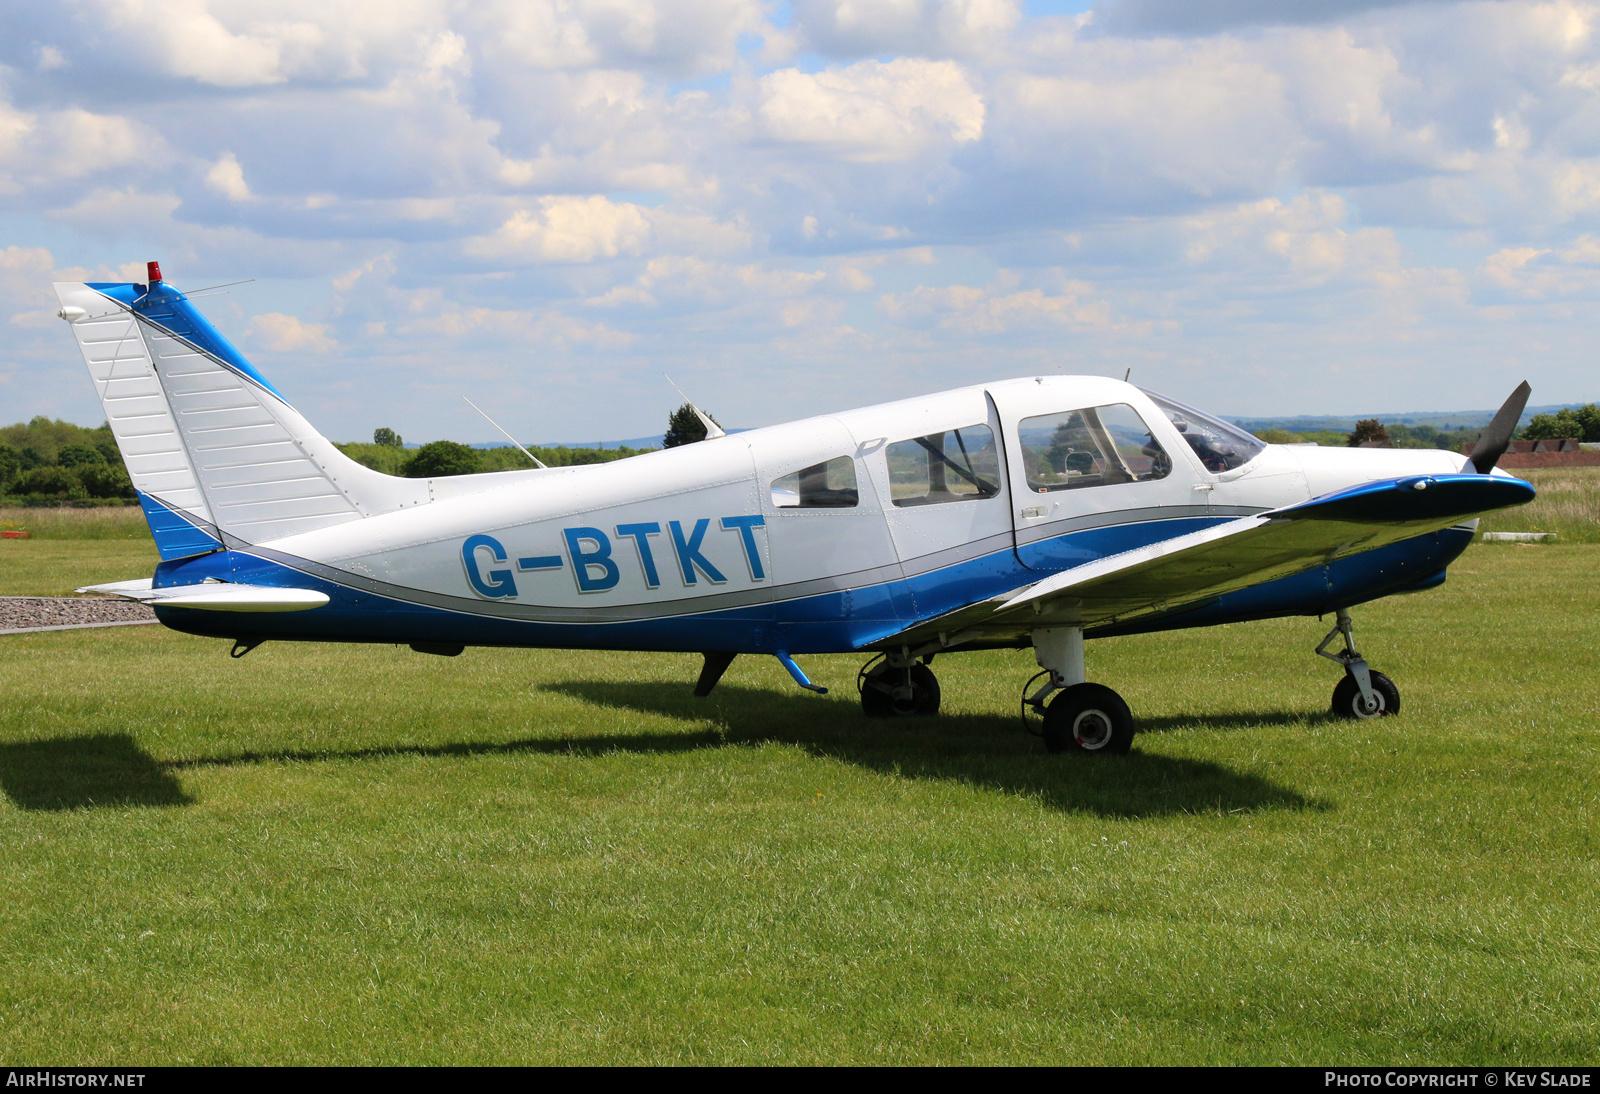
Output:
[860, 662, 941, 717]
[1331, 671, 1400, 719]
[1042, 683, 1134, 755]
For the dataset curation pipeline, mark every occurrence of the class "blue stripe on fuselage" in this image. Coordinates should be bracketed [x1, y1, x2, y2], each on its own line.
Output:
[148, 518, 1473, 653]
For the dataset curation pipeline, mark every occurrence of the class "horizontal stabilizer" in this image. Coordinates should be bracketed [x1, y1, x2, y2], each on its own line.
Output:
[77, 578, 329, 613]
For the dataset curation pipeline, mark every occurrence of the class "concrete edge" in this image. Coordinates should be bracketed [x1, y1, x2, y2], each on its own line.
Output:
[0, 619, 161, 636]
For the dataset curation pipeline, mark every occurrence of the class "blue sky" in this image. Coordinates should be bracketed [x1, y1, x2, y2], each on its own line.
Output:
[3, 0, 1598, 443]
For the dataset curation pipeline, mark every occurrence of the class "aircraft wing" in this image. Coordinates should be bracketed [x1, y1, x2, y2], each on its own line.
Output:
[878, 472, 1533, 648]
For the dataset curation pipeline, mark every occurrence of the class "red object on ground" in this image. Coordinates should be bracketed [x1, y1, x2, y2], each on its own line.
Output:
[147, 260, 162, 283]
[1, 531, 30, 538]
[1496, 450, 1600, 469]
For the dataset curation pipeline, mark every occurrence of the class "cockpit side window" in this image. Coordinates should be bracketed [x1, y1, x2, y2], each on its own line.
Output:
[1018, 403, 1171, 492]
[771, 456, 859, 508]
[1140, 390, 1265, 473]
[886, 424, 1001, 507]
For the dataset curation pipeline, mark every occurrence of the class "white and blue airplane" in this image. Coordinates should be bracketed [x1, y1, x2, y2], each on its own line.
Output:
[55, 263, 1535, 754]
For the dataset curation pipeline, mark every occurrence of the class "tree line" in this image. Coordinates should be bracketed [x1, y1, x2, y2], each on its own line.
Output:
[335, 428, 656, 477]
[0, 418, 661, 506]
[0, 418, 135, 504]
[1254, 407, 1600, 449]
[1251, 420, 1490, 450]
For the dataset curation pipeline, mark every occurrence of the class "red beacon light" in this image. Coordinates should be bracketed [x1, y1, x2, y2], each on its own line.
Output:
[147, 260, 162, 284]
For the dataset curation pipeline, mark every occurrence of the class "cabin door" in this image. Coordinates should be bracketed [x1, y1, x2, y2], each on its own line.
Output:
[987, 385, 1202, 573]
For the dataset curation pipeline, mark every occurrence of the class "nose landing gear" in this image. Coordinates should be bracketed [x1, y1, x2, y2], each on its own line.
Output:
[1317, 608, 1401, 719]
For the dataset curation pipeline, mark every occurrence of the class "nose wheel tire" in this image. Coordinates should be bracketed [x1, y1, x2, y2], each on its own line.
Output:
[860, 661, 941, 718]
[1331, 671, 1400, 719]
[1042, 683, 1134, 755]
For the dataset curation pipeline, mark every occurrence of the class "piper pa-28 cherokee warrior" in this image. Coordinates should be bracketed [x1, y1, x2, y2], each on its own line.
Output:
[55, 263, 1536, 755]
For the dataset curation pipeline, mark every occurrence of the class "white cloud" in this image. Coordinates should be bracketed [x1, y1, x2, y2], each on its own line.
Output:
[69, 0, 437, 87]
[1476, 235, 1600, 298]
[624, 255, 827, 305]
[1092, 0, 1463, 37]
[205, 151, 254, 201]
[0, 245, 61, 328]
[470, 0, 768, 76]
[401, 305, 634, 349]
[788, 0, 1021, 58]
[46, 188, 184, 235]
[464, 196, 653, 263]
[82, 0, 318, 87]
[756, 58, 985, 162]
[1181, 193, 1406, 283]
[246, 313, 338, 352]
[834, 265, 875, 291]
[0, 99, 155, 195]
[879, 276, 1121, 333]
[987, 44, 1297, 212]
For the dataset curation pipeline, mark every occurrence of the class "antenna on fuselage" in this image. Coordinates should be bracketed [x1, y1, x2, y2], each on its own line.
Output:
[663, 374, 726, 439]
[462, 397, 548, 469]
[1124, 368, 1131, 382]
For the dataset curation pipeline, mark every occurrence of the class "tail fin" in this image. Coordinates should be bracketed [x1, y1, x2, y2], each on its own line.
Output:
[55, 274, 429, 559]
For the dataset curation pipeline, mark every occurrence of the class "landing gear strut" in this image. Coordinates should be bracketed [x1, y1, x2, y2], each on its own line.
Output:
[1023, 626, 1134, 754]
[1317, 609, 1401, 719]
[858, 651, 941, 717]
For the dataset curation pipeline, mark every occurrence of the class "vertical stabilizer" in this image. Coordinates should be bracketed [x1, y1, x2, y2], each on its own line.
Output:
[55, 276, 430, 554]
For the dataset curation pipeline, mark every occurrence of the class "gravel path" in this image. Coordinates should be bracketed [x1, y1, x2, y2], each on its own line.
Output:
[0, 596, 157, 634]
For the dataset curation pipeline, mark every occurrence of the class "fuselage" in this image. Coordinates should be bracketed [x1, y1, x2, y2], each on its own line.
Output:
[152, 375, 1486, 654]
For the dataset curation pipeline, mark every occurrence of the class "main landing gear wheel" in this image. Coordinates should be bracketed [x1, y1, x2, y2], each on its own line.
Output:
[1331, 671, 1400, 719]
[859, 659, 941, 717]
[1042, 683, 1134, 755]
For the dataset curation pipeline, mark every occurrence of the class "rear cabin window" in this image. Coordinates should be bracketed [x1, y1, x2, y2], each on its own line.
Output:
[771, 456, 859, 508]
[886, 424, 1001, 507]
[1018, 403, 1171, 492]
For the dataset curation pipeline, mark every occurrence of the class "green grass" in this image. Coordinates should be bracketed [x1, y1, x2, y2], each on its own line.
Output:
[0, 506, 158, 595]
[0, 540, 160, 596]
[1478, 467, 1600, 543]
[0, 505, 148, 540]
[0, 544, 1596, 1063]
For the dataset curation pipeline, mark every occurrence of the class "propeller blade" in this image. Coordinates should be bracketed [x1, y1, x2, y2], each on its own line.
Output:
[1465, 381, 1532, 474]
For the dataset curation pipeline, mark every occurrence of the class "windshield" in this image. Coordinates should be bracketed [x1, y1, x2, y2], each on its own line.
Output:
[1139, 390, 1265, 474]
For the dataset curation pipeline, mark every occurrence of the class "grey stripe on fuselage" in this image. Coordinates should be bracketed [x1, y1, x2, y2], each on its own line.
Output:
[230, 507, 1255, 625]
[1010, 504, 1261, 549]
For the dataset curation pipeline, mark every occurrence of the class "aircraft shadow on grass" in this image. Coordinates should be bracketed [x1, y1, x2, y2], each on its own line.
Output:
[0, 733, 194, 811]
[535, 681, 1328, 819]
[0, 688, 1327, 818]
